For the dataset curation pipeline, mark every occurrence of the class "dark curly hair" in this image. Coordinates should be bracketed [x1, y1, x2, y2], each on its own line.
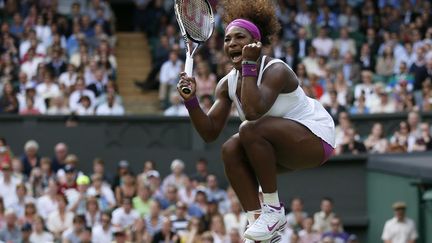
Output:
[221, 0, 281, 45]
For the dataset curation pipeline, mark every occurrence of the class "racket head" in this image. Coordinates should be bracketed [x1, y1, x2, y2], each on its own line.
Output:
[174, 0, 215, 43]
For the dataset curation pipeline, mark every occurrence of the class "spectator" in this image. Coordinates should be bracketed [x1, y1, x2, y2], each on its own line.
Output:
[324, 90, 347, 122]
[61, 214, 86, 243]
[364, 123, 388, 153]
[163, 92, 188, 117]
[370, 91, 396, 114]
[0, 209, 22, 243]
[51, 143, 68, 173]
[91, 212, 113, 243]
[382, 202, 418, 243]
[68, 78, 96, 112]
[388, 121, 411, 153]
[152, 217, 180, 243]
[20, 222, 32, 243]
[158, 50, 183, 110]
[170, 201, 190, 235]
[12, 183, 35, 218]
[209, 214, 229, 243]
[145, 200, 164, 237]
[322, 217, 350, 243]
[195, 62, 217, 98]
[313, 197, 336, 233]
[162, 159, 188, 194]
[298, 217, 321, 242]
[0, 163, 20, 209]
[0, 82, 19, 114]
[95, 92, 125, 115]
[133, 184, 154, 218]
[334, 27, 356, 57]
[87, 173, 116, 212]
[336, 128, 367, 155]
[286, 197, 308, 231]
[312, 27, 333, 57]
[340, 52, 361, 86]
[111, 197, 140, 230]
[115, 171, 137, 206]
[375, 46, 396, 82]
[36, 178, 59, 220]
[411, 122, 432, 152]
[189, 158, 209, 185]
[75, 95, 95, 115]
[46, 194, 74, 240]
[91, 158, 114, 185]
[223, 199, 247, 235]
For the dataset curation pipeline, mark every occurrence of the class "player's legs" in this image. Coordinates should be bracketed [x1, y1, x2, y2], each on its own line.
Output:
[221, 134, 261, 211]
[240, 116, 325, 241]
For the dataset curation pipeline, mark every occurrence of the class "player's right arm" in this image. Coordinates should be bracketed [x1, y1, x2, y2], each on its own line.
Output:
[178, 72, 232, 143]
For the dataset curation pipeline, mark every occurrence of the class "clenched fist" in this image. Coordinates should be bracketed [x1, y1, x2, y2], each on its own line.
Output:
[242, 41, 262, 62]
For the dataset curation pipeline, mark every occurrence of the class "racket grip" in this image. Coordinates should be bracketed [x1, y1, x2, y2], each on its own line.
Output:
[185, 53, 194, 77]
[182, 53, 193, 94]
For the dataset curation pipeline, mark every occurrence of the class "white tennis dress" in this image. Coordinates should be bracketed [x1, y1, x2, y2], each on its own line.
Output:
[225, 56, 336, 148]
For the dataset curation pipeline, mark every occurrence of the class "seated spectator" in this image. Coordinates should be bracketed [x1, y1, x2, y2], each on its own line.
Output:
[375, 46, 396, 83]
[322, 217, 350, 243]
[364, 123, 388, 153]
[87, 173, 116, 212]
[370, 91, 396, 114]
[164, 92, 188, 117]
[12, 183, 35, 218]
[111, 197, 140, 230]
[159, 50, 184, 110]
[30, 215, 54, 242]
[46, 194, 74, 240]
[170, 201, 190, 235]
[381, 202, 418, 243]
[145, 200, 164, 237]
[0, 82, 19, 114]
[68, 78, 96, 112]
[350, 94, 370, 115]
[0, 163, 20, 209]
[336, 128, 366, 155]
[19, 97, 41, 115]
[326, 48, 343, 75]
[339, 52, 361, 86]
[302, 47, 319, 77]
[58, 64, 78, 94]
[312, 27, 333, 57]
[324, 90, 347, 122]
[195, 62, 216, 98]
[17, 83, 46, 114]
[388, 121, 410, 153]
[61, 214, 86, 243]
[357, 43, 375, 72]
[286, 197, 308, 231]
[162, 159, 188, 194]
[158, 185, 179, 213]
[223, 199, 247, 235]
[95, 92, 125, 115]
[36, 179, 59, 220]
[91, 212, 113, 243]
[152, 217, 181, 243]
[0, 209, 21, 243]
[46, 95, 70, 115]
[133, 184, 154, 218]
[313, 197, 336, 233]
[354, 70, 375, 104]
[209, 214, 229, 243]
[334, 27, 356, 57]
[18, 202, 37, 227]
[75, 95, 95, 116]
[411, 122, 432, 152]
[299, 217, 321, 242]
[115, 171, 136, 206]
[334, 112, 353, 147]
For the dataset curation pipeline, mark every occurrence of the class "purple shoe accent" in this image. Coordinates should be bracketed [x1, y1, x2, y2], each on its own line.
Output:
[321, 139, 334, 165]
[267, 221, 278, 232]
[267, 204, 283, 211]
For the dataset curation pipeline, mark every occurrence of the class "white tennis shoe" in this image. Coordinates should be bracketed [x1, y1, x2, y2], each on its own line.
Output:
[243, 203, 287, 241]
[244, 231, 282, 243]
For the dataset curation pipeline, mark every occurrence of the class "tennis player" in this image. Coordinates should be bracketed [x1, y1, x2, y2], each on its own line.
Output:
[177, 0, 335, 241]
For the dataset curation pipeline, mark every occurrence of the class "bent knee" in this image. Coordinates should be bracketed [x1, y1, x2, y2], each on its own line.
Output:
[221, 136, 244, 165]
[239, 120, 261, 142]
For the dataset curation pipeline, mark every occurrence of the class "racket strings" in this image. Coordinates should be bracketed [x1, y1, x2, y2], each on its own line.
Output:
[179, 0, 213, 41]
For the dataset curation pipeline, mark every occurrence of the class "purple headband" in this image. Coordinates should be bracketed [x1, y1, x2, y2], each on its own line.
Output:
[226, 19, 261, 41]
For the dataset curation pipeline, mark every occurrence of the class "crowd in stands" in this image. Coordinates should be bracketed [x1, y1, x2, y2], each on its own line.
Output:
[0, 138, 375, 243]
[0, 0, 125, 116]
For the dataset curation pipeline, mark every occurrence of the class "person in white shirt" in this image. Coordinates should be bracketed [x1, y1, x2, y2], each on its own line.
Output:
[159, 50, 184, 109]
[46, 194, 74, 239]
[75, 95, 95, 116]
[36, 179, 59, 219]
[36, 72, 61, 101]
[20, 48, 44, 80]
[0, 163, 20, 209]
[164, 92, 188, 116]
[382, 202, 418, 243]
[30, 216, 54, 243]
[312, 27, 334, 57]
[223, 199, 247, 235]
[313, 198, 336, 233]
[69, 78, 96, 111]
[92, 212, 113, 243]
[58, 64, 78, 92]
[111, 197, 140, 229]
[95, 93, 125, 115]
[17, 84, 47, 114]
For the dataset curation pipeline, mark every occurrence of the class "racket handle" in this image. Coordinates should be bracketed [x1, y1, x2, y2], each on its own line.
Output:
[182, 53, 194, 94]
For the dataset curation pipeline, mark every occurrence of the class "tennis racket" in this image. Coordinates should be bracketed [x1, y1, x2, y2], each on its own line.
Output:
[174, 0, 215, 94]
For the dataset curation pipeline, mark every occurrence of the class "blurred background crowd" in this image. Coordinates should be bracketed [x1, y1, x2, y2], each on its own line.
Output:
[0, 138, 390, 243]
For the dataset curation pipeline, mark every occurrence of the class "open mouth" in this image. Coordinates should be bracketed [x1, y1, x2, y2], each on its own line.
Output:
[230, 51, 243, 63]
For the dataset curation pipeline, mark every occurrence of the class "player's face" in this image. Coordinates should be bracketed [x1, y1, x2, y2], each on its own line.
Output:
[224, 26, 255, 70]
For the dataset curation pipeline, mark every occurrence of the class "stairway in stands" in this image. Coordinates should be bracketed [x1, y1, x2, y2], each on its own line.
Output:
[116, 32, 160, 115]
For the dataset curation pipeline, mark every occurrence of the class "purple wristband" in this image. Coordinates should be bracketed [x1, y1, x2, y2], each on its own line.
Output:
[184, 96, 200, 110]
[242, 63, 258, 77]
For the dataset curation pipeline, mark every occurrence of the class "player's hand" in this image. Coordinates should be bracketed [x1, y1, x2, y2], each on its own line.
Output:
[242, 41, 262, 62]
[177, 72, 197, 100]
